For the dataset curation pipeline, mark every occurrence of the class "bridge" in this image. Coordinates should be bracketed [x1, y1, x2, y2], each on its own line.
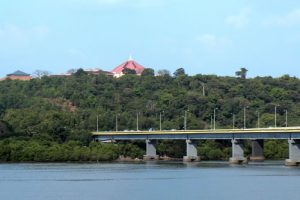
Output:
[93, 127, 300, 166]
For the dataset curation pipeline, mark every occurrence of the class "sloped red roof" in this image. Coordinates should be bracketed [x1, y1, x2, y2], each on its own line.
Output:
[7, 70, 30, 76]
[111, 58, 145, 74]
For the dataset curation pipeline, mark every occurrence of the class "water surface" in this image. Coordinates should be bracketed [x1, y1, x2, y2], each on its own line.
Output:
[0, 161, 299, 200]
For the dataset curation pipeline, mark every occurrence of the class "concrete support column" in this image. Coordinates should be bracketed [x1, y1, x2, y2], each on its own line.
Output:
[250, 139, 265, 162]
[229, 139, 247, 164]
[143, 139, 159, 160]
[183, 140, 200, 162]
[285, 139, 300, 166]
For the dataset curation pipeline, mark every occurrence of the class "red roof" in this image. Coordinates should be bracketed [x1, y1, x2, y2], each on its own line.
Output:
[111, 58, 145, 74]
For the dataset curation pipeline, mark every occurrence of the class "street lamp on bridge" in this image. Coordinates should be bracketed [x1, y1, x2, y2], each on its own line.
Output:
[184, 110, 188, 131]
[256, 111, 260, 128]
[136, 112, 140, 131]
[115, 113, 120, 132]
[232, 113, 235, 129]
[285, 109, 288, 127]
[210, 115, 213, 130]
[159, 111, 164, 131]
[96, 115, 99, 133]
[213, 108, 218, 130]
[243, 106, 247, 129]
[274, 105, 277, 128]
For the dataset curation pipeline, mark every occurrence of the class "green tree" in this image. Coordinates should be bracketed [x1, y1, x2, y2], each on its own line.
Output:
[173, 68, 186, 77]
[74, 68, 87, 76]
[235, 67, 248, 79]
[141, 68, 155, 76]
[122, 68, 137, 75]
[157, 69, 170, 76]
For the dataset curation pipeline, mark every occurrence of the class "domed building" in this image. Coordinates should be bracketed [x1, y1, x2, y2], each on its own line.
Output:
[111, 56, 145, 78]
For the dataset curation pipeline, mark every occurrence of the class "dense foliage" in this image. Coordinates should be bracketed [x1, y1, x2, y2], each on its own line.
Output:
[0, 69, 299, 161]
[0, 139, 146, 162]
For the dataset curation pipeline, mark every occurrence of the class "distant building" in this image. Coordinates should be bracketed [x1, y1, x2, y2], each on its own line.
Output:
[0, 70, 32, 81]
[84, 68, 113, 76]
[50, 68, 113, 77]
[49, 73, 72, 78]
[111, 56, 145, 78]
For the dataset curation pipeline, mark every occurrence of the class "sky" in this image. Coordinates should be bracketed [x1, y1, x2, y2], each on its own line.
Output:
[1, 0, 300, 78]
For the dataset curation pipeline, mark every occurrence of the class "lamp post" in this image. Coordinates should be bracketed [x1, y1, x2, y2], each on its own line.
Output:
[274, 105, 277, 128]
[243, 107, 246, 129]
[213, 108, 217, 130]
[285, 109, 288, 127]
[184, 110, 188, 131]
[115, 114, 119, 132]
[232, 113, 235, 129]
[136, 112, 139, 131]
[256, 111, 260, 128]
[210, 115, 213, 130]
[97, 115, 99, 132]
[159, 111, 164, 131]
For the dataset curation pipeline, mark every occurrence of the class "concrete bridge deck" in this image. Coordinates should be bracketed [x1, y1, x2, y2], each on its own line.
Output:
[93, 127, 300, 140]
[92, 127, 300, 166]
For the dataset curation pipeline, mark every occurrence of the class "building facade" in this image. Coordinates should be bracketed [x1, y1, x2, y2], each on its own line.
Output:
[1, 70, 32, 81]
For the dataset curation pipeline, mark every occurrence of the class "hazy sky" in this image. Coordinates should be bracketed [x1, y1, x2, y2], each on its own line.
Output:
[1, 0, 300, 77]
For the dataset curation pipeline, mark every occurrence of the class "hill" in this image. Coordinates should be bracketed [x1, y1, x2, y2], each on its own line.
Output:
[0, 69, 298, 161]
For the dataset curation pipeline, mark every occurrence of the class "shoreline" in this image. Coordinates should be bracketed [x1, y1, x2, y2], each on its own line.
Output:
[0, 159, 287, 165]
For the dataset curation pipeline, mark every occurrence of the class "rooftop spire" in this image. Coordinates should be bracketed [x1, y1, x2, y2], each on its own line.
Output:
[128, 54, 133, 61]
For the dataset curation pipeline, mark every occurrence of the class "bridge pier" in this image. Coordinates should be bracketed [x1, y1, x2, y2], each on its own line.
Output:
[183, 140, 200, 162]
[285, 139, 300, 166]
[229, 139, 247, 164]
[250, 139, 265, 162]
[143, 139, 159, 160]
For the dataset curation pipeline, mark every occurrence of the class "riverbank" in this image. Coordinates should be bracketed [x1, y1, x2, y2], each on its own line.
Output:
[0, 138, 290, 162]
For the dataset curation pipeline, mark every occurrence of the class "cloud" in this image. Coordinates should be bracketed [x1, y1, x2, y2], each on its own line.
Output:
[196, 34, 232, 50]
[226, 8, 251, 29]
[263, 8, 300, 27]
[0, 24, 49, 46]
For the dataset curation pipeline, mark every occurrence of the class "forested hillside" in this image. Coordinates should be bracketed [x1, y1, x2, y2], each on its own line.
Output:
[0, 69, 299, 161]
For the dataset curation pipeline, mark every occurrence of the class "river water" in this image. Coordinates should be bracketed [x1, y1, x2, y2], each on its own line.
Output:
[0, 161, 299, 200]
